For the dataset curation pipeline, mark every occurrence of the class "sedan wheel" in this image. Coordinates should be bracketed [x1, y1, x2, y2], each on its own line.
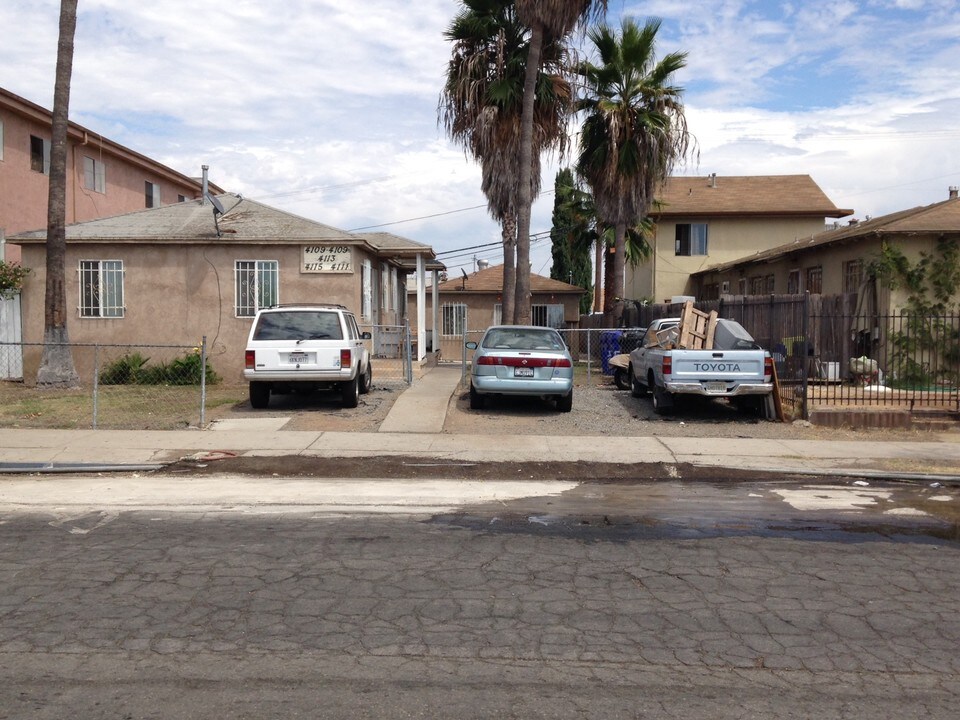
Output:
[469, 382, 486, 410]
[556, 388, 573, 413]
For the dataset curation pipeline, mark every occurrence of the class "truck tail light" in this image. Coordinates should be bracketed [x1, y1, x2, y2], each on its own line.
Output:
[662, 356, 672, 376]
[245, 350, 256, 369]
[340, 348, 352, 368]
[764, 355, 773, 382]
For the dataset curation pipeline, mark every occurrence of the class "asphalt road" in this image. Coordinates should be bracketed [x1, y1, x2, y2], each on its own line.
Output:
[1, 470, 958, 719]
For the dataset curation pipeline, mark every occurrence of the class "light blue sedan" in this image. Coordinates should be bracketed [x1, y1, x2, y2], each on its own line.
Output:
[465, 325, 574, 412]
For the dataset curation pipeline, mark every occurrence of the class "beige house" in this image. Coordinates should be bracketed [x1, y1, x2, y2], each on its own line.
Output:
[690, 189, 960, 311]
[12, 195, 439, 381]
[407, 264, 585, 359]
[0, 86, 223, 264]
[627, 174, 852, 303]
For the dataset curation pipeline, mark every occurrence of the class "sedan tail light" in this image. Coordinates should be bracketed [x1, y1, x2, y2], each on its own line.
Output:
[476, 356, 571, 368]
[245, 350, 256, 369]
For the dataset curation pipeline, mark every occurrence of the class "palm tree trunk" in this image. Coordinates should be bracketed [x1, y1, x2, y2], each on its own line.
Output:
[593, 239, 603, 313]
[500, 212, 517, 325]
[514, 21, 544, 325]
[606, 221, 627, 326]
[38, 0, 80, 387]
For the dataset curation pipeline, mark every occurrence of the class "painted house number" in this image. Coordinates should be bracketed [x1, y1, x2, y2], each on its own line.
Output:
[302, 245, 353, 273]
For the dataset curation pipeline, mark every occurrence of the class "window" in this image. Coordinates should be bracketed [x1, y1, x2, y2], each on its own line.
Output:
[675, 223, 708, 256]
[441, 303, 466, 336]
[380, 263, 391, 312]
[787, 269, 801, 294]
[764, 274, 776, 294]
[702, 283, 719, 300]
[178, 194, 187, 203]
[749, 276, 764, 295]
[235, 260, 279, 317]
[737, 278, 746, 295]
[843, 259, 863, 293]
[79, 260, 124, 317]
[720, 280, 730, 294]
[83, 156, 105, 193]
[806, 266, 822, 294]
[0, 119, 4, 161]
[145, 181, 160, 208]
[361, 260, 372, 321]
[531, 304, 565, 328]
[30, 135, 50, 174]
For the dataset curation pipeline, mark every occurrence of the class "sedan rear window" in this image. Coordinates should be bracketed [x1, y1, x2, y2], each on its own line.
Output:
[482, 328, 564, 351]
[253, 311, 344, 341]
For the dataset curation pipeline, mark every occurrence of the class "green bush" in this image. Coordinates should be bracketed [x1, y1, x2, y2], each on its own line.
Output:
[99, 350, 220, 386]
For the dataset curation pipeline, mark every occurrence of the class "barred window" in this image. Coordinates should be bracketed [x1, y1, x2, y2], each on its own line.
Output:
[441, 303, 466, 336]
[806, 266, 823, 294]
[764, 274, 776, 294]
[79, 260, 124, 318]
[235, 260, 279, 317]
[843, 259, 863, 293]
[749, 276, 764, 295]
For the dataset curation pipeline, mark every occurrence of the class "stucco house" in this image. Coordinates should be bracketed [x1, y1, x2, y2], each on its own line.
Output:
[626, 174, 852, 303]
[690, 188, 960, 311]
[12, 195, 440, 382]
[407, 263, 585, 359]
[0, 86, 223, 265]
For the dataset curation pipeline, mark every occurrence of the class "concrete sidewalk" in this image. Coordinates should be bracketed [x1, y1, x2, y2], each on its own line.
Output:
[1, 363, 959, 481]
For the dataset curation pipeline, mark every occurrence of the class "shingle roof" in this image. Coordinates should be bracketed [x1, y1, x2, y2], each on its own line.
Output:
[12, 195, 357, 243]
[654, 175, 852, 219]
[693, 197, 960, 275]
[436, 264, 584, 294]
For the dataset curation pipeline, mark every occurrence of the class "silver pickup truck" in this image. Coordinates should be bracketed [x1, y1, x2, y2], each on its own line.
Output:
[628, 317, 773, 415]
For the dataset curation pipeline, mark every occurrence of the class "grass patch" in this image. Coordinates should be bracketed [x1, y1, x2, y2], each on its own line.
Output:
[0, 381, 246, 430]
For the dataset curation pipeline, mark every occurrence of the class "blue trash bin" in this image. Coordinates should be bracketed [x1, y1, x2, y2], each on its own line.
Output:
[599, 330, 623, 375]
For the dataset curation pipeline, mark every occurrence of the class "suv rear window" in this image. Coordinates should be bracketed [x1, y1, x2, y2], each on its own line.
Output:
[252, 311, 345, 341]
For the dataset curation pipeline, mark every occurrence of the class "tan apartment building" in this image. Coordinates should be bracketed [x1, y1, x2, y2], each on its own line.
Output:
[626, 174, 852, 303]
[0, 86, 222, 263]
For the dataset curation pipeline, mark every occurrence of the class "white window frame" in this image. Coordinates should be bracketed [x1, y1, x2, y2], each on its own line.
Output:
[441, 303, 467, 336]
[380, 262, 391, 312]
[145, 180, 160, 208]
[391, 268, 400, 313]
[83, 156, 105, 193]
[675, 223, 708, 256]
[30, 135, 51, 174]
[361, 260, 373, 321]
[234, 260, 279, 317]
[79, 260, 124, 318]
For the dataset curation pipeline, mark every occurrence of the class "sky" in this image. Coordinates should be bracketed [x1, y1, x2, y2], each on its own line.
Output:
[1, 0, 959, 277]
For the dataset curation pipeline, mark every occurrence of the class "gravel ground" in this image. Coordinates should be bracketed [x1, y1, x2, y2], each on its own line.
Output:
[212, 372, 953, 443]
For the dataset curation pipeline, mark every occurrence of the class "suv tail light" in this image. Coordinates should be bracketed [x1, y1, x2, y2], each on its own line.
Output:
[340, 348, 352, 368]
[245, 350, 256, 369]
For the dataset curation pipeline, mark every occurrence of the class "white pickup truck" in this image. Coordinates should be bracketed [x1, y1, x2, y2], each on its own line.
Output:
[627, 317, 773, 415]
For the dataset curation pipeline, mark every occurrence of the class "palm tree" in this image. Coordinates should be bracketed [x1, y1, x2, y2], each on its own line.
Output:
[37, 0, 80, 387]
[440, 0, 571, 324]
[575, 17, 692, 325]
[513, 0, 607, 324]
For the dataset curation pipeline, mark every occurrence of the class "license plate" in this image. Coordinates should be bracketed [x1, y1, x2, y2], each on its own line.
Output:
[705, 381, 726, 393]
[514, 367, 535, 378]
[288, 352, 308, 364]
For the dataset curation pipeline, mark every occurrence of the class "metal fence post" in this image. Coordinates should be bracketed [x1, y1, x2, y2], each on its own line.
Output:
[586, 329, 592, 384]
[801, 292, 810, 420]
[200, 336, 207, 428]
[92, 344, 99, 430]
[404, 320, 413, 385]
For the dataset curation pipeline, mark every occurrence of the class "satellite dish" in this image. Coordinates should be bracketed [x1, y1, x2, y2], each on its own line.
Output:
[205, 192, 226, 216]
[205, 192, 225, 237]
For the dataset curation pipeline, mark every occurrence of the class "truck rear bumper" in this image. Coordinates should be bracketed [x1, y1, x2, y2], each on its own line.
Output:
[665, 382, 772, 396]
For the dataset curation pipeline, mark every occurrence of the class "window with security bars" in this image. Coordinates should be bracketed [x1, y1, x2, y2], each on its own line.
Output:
[787, 269, 801, 294]
[806, 265, 823, 294]
[235, 260, 279, 317]
[79, 260, 124, 317]
[843, 259, 863, 293]
[441, 303, 466, 336]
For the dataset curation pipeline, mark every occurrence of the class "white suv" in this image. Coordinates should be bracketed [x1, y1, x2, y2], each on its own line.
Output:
[243, 304, 373, 408]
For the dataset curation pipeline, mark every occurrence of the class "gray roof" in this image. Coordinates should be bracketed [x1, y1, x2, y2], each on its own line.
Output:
[13, 195, 355, 243]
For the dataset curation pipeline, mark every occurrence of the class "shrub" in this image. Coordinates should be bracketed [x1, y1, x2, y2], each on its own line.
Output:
[99, 350, 220, 386]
